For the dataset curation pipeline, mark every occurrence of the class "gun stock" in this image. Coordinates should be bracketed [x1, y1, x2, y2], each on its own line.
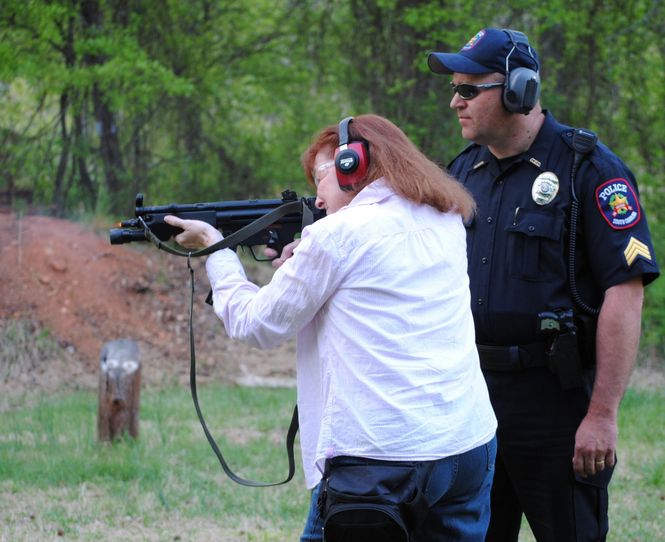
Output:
[109, 190, 324, 258]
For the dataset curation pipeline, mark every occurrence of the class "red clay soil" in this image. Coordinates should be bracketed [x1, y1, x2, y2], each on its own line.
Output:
[0, 211, 296, 396]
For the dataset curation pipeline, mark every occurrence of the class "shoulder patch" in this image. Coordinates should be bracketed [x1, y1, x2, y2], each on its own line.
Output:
[595, 178, 641, 229]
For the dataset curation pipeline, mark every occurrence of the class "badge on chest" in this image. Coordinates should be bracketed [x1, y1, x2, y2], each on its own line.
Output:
[531, 172, 559, 205]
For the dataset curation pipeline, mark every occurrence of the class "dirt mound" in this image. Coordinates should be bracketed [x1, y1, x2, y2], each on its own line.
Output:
[0, 212, 296, 398]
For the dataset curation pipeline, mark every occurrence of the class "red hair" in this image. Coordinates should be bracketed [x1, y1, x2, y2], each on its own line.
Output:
[301, 114, 475, 220]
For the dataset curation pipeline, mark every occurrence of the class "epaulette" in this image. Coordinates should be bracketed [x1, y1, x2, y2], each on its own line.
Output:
[559, 127, 605, 177]
[560, 127, 599, 153]
[447, 141, 481, 169]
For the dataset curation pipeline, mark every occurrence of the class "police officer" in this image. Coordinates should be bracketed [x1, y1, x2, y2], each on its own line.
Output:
[427, 28, 659, 541]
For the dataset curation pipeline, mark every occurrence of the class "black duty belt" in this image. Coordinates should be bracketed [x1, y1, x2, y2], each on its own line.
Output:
[477, 342, 550, 372]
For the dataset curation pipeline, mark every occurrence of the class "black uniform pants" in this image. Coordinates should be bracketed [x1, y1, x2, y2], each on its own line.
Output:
[484, 367, 613, 542]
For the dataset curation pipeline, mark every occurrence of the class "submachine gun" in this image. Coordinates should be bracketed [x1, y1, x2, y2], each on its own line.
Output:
[109, 189, 324, 488]
[109, 189, 324, 259]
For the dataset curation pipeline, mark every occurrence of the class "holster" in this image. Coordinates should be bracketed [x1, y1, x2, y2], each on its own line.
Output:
[574, 312, 597, 366]
[546, 327, 584, 389]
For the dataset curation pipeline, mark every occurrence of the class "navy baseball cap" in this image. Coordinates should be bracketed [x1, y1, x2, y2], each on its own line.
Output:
[428, 28, 539, 75]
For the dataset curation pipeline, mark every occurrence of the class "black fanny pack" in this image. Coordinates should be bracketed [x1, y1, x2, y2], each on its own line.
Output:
[319, 457, 427, 542]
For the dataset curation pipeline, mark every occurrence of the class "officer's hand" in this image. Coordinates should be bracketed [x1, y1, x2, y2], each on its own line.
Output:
[164, 215, 223, 249]
[265, 239, 301, 268]
[572, 413, 617, 478]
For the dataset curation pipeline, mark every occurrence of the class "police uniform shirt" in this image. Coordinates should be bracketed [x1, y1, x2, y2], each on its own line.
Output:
[449, 111, 660, 346]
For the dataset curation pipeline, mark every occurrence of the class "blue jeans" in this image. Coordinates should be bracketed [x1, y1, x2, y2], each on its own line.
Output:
[300, 483, 325, 542]
[300, 437, 496, 542]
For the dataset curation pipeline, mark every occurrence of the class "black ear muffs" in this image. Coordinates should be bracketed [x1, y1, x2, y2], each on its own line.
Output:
[334, 117, 369, 191]
[502, 30, 541, 114]
[503, 67, 541, 114]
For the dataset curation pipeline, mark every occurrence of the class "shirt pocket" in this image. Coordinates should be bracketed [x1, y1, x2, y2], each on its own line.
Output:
[505, 209, 565, 281]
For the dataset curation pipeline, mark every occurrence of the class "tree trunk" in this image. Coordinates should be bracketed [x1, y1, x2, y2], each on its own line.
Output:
[73, 104, 97, 208]
[81, 0, 127, 213]
[93, 84, 127, 212]
[97, 339, 141, 441]
[53, 92, 71, 217]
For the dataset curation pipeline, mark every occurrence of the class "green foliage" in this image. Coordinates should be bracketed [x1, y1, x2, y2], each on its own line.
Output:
[2, 0, 662, 205]
[1, 0, 347, 215]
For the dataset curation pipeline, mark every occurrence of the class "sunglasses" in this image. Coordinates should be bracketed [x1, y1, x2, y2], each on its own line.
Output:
[450, 81, 504, 100]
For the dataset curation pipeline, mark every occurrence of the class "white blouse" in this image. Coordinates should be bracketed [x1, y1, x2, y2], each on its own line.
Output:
[206, 179, 496, 488]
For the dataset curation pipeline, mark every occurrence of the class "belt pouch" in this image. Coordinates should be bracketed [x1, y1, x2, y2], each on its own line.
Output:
[320, 459, 421, 542]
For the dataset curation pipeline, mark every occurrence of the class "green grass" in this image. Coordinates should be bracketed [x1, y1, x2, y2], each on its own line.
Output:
[0, 385, 308, 541]
[607, 388, 665, 541]
[1, 384, 663, 541]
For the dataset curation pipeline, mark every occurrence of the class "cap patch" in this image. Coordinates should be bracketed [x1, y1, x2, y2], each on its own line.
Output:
[462, 30, 486, 50]
[595, 178, 641, 230]
[624, 236, 652, 266]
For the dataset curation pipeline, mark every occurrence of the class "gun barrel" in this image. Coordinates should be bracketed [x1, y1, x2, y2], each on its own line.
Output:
[109, 228, 148, 245]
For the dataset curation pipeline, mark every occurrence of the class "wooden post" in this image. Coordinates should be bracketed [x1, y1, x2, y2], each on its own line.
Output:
[97, 339, 141, 441]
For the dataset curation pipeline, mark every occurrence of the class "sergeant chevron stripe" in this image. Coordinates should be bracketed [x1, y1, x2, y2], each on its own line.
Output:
[624, 236, 652, 266]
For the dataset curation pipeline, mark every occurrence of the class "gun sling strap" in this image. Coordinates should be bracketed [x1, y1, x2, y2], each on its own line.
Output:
[140, 199, 311, 487]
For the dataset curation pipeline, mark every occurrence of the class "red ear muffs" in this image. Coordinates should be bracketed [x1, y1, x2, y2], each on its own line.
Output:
[335, 117, 369, 191]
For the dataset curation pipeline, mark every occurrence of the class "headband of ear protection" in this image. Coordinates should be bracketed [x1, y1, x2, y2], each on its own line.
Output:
[502, 29, 541, 114]
[334, 116, 369, 191]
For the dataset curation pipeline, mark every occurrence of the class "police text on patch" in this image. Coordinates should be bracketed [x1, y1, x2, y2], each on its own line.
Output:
[595, 178, 641, 230]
